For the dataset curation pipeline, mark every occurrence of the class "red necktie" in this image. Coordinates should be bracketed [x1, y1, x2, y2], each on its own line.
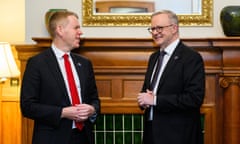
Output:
[63, 54, 83, 130]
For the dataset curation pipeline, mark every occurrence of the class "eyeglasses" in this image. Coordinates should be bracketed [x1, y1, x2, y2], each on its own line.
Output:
[147, 24, 173, 33]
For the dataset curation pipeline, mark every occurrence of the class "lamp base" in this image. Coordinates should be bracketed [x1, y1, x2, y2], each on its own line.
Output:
[0, 78, 7, 84]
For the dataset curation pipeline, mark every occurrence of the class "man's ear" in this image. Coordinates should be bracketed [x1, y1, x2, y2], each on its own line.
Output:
[56, 25, 64, 37]
[172, 24, 178, 34]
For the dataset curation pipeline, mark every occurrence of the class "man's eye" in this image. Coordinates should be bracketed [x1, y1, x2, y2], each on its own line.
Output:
[151, 28, 156, 31]
[156, 26, 163, 30]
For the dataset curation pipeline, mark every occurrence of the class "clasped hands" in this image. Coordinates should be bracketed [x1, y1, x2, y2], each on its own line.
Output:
[61, 104, 95, 122]
[137, 89, 155, 109]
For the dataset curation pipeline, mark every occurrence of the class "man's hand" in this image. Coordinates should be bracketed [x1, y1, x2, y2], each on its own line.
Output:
[137, 89, 155, 108]
[61, 104, 95, 122]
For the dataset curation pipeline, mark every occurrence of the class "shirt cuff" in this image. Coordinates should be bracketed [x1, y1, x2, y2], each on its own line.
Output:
[89, 112, 97, 123]
[153, 96, 157, 106]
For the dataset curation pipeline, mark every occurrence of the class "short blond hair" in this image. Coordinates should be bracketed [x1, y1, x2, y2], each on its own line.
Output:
[48, 11, 79, 38]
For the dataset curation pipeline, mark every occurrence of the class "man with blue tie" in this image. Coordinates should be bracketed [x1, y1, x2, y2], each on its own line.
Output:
[137, 10, 205, 144]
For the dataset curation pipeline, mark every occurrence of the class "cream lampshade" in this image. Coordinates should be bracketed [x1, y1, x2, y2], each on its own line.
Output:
[0, 42, 20, 82]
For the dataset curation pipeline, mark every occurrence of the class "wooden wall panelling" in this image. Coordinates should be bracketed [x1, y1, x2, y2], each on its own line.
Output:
[77, 42, 152, 113]
[1, 96, 21, 144]
[201, 107, 214, 144]
[96, 74, 145, 113]
[15, 37, 240, 144]
[0, 76, 22, 144]
[203, 74, 223, 144]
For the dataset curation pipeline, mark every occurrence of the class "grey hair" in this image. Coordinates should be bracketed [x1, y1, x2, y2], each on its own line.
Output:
[151, 10, 179, 25]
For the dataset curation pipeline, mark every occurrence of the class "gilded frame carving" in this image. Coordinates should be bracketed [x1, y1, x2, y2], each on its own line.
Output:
[82, 0, 213, 26]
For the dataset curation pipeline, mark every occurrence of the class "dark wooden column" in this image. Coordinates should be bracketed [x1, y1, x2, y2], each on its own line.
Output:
[220, 76, 240, 144]
[218, 43, 240, 144]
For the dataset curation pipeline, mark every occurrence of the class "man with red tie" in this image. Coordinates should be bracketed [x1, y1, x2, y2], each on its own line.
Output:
[137, 10, 205, 144]
[20, 11, 100, 144]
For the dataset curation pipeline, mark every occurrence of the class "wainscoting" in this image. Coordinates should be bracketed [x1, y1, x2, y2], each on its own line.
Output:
[11, 37, 240, 144]
[0, 80, 21, 144]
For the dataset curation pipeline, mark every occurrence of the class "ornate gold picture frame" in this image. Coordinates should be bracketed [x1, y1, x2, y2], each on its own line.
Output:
[82, 0, 213, 26]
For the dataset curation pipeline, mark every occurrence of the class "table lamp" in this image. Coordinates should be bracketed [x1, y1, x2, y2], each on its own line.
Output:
[0, 42, 20, 83]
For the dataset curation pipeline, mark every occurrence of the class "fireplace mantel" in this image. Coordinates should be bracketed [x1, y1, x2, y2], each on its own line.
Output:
[16, 37, 240, 144]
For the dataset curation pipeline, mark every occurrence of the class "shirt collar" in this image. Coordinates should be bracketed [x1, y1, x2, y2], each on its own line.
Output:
[51, 43, 70, 59]
[160, 39, 180, 56]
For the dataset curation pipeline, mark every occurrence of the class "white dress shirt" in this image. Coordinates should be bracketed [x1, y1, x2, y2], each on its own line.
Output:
[149, 39, 180, 120]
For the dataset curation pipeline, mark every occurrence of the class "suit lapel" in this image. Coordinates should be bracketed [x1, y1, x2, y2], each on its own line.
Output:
[149, 51, 161, 74]
[158, 42, 183, 89]
[70, 53, 85, 102]
[44, 49, 71, 104]
[146, 51, 160, 89]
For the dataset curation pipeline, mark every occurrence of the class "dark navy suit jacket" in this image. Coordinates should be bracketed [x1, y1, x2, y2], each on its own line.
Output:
[141, 41, 205, 144]
[20, 48, 100, 144]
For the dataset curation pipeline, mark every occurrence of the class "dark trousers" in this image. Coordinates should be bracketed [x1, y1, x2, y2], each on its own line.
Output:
[143, 121, 154, 144]
[69, 127, 89, 144]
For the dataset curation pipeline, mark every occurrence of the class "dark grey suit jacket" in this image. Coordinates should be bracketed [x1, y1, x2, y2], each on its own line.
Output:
[20, 48, 100, 144]
[141, 41, 205, 144]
